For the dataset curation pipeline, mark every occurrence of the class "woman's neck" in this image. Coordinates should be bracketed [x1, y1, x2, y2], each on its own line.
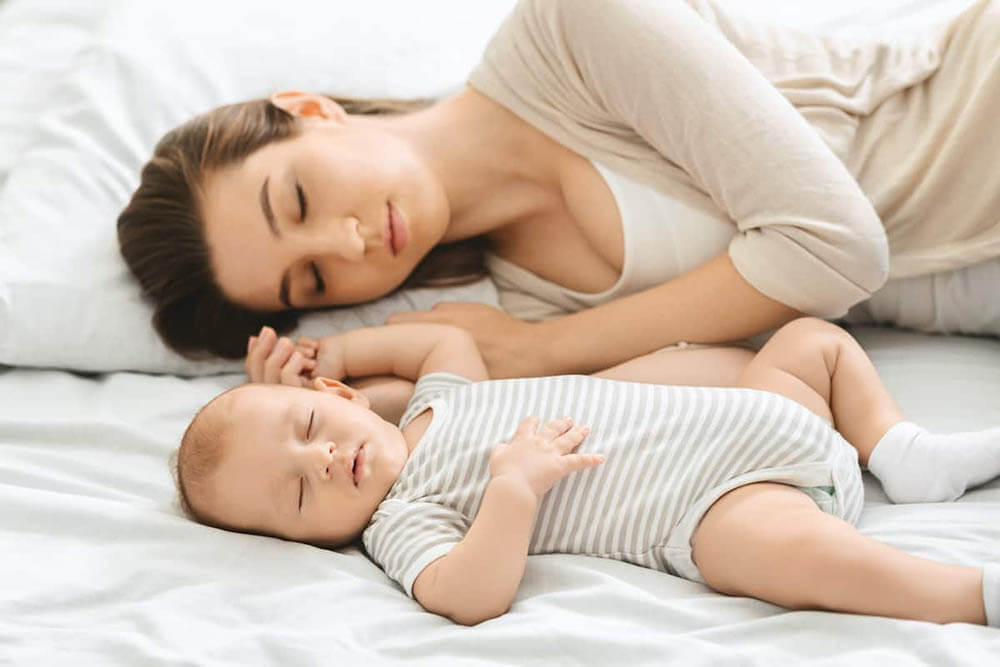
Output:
[365, 87, 564, 243]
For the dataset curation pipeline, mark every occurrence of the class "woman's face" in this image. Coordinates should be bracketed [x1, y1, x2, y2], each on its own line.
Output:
[200, 108, 450, 311]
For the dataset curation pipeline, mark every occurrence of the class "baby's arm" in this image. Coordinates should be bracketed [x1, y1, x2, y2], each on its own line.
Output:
[412, 416, 602, 625]
[347, 375, 417, 426]
[312, 323, 489, 383]
[244, 327, 415, 422]
[244, 324, 484, 422]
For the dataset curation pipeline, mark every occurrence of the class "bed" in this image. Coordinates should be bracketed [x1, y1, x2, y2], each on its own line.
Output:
[2, 1, 998, 664]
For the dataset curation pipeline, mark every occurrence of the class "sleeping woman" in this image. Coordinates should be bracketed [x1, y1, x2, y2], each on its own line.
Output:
[118, 0, 1000, 378]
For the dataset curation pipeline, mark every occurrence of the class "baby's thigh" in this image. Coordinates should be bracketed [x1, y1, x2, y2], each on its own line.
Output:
[733, 318, 837, 423]
[691, 482, 832, 605]
[593, 346, 754, 387]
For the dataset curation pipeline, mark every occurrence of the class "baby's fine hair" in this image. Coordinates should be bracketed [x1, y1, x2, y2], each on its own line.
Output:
[174, 388, 240, 526]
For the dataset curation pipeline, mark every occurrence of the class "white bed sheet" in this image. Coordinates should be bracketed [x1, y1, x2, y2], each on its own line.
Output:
[2, 326, 1000, 665]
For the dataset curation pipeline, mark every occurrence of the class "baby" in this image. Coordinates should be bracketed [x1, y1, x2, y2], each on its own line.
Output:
[178, 317, 1000, 627]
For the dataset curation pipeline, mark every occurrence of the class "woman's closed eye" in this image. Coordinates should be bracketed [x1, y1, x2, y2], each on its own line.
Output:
[292, 181, 325, 295]
[310, 262, 326, 294]
[296, 182, 308, 222]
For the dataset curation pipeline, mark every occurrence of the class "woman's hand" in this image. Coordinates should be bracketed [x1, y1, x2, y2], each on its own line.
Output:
[386, 303, 549, 378]
[488, 416, 603, 500]
[245, 326, 317, 387]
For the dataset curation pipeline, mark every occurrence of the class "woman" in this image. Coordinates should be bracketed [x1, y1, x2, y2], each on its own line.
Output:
[118, 0, 1000, 379]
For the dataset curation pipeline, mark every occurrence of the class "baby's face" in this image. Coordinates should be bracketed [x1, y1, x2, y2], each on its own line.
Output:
[204, 382, 409, 545]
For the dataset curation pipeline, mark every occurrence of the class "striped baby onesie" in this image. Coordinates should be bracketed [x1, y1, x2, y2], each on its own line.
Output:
[362, 373, 864, 597]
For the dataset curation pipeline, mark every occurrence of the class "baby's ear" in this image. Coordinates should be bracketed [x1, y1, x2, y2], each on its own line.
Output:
[312, 377, 371, 409]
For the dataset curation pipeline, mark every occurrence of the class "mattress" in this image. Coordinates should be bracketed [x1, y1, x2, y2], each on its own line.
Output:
[2, 326, 999, 665]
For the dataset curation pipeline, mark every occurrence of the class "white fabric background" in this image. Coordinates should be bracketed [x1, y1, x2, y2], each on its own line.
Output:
[2, 0, 999, 664]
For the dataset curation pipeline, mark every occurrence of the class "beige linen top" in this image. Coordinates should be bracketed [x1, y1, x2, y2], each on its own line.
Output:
[467, 0, 1000, 319]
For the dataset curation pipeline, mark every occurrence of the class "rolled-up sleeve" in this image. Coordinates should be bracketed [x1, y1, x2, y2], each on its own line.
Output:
[484, 0, 890, 317]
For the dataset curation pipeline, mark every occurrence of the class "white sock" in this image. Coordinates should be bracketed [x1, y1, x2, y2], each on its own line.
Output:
[867, 421, 1000, 503]
[983, 564, 1000, 628]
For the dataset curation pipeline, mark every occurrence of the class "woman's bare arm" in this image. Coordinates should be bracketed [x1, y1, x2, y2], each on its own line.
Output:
[540, 253, 798, 374]
[391, 252, 798, 377]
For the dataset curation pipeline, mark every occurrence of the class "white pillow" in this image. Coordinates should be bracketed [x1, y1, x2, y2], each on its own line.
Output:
[0, 0, 119, 182]
[0, 0, 514, 374]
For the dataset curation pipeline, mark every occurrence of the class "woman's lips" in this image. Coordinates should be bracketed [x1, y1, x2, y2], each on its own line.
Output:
[387, 202, 408, 256]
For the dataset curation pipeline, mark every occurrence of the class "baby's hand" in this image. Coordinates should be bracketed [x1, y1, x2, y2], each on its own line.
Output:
[308, 334, 348, 381]
[489, 416, 603, 500]
[245, 326, 317, 388]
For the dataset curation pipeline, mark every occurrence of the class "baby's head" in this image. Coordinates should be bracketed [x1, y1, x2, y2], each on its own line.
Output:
[176, 378, 410, 546]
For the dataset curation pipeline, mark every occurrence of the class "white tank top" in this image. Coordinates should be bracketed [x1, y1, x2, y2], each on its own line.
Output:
[487, 160, 736, 320]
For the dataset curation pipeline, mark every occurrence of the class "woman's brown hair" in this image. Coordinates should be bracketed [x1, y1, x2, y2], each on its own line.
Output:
[117, 96, 488, 360]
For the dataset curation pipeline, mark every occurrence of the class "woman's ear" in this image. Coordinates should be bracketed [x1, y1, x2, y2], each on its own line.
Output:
[312, 377, 371, 409]
[269, 91, 347, 123]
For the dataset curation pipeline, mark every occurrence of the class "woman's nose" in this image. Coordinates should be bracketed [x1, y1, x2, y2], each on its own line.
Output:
[308, 216, 365, 263]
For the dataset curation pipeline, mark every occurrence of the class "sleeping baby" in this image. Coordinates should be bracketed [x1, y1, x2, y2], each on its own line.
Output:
[176, 318, 1000, 627]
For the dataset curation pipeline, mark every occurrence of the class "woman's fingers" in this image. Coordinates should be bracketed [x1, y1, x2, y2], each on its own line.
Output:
[279, 351, 310, 387]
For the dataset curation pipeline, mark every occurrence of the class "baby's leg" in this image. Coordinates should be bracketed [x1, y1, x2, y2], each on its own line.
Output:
[734, 317, 901, 464]
[594, 346, 755, 387]
[692, 482, 987, 624]
[737, 317, 1000, 502]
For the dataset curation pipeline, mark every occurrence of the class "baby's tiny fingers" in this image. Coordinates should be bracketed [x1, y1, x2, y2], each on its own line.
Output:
[556, 425, 590, 453]
[563, 452, 606, 473]
[538, 416, 574, 440]
[514, 416, 541, 439]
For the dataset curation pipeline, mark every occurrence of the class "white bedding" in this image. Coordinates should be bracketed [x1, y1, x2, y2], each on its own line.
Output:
[4, 0, 1000, 663]
[2, 326, 1000, 664]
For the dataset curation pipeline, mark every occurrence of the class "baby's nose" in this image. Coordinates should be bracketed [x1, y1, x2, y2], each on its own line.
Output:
[319, 442, 337, 480]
